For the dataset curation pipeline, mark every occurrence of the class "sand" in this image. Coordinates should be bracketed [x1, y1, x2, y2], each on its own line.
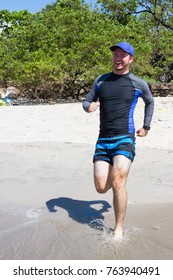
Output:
[0, 97, 173, 260]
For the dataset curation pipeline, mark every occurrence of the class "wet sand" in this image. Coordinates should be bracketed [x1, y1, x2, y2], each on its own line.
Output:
[0, 97, 173, 260]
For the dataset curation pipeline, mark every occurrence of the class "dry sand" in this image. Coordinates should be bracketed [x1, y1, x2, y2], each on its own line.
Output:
[0, 97, 173, 260]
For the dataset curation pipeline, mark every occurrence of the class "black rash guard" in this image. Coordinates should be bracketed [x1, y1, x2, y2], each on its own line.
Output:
[82, 72, 154, 137]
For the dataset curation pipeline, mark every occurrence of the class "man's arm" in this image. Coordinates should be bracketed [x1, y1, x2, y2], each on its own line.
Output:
[137, 81, 154, 137]
[82, 76, 101, 112]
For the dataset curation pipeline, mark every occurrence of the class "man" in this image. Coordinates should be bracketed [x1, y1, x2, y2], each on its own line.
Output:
[82, 42, 154, 241]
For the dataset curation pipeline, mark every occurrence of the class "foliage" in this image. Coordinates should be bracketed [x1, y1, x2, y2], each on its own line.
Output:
[97, 0, 173, 30]
[0, 0, 173, 101]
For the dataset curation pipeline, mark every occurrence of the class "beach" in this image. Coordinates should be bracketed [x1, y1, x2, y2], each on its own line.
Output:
[0, 97, 173, 260]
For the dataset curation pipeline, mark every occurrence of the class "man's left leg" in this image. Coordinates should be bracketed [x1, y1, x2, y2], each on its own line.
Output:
[111, 155, 131, 241]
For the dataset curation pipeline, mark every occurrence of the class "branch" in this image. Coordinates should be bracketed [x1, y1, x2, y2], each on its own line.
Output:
[134, 8, 173, 31]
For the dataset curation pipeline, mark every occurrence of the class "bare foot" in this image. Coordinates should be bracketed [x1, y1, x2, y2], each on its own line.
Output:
[113, 228, 123, 242]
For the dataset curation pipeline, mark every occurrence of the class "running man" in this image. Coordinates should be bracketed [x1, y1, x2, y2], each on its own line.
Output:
[82, 42, 154, 241]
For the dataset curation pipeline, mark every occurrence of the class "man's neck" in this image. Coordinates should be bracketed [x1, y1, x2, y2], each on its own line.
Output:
[113, 70, 130, 75]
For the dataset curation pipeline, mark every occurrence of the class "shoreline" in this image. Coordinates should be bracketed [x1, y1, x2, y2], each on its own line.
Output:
[0, 97, 173, 259]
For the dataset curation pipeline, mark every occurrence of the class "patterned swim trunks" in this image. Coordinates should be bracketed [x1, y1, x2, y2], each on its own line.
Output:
[93, 134, 136, 165]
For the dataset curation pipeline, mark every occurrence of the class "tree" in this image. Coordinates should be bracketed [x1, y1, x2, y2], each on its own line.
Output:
[0, 0, 118, 99]
[97, 0, 173, 30]
[0, 0, 173, 103]
[97, 0, 173, 78]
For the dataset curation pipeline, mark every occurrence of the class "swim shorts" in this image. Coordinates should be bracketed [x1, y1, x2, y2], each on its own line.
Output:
[93, 134, 136, 165]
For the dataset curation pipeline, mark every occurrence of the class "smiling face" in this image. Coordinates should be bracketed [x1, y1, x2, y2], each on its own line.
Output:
[112, 47, 134, 75]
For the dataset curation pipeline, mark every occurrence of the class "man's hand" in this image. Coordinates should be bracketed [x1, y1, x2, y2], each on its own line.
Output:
[88, 101, 100, 112]
[136, 128, 149, 137]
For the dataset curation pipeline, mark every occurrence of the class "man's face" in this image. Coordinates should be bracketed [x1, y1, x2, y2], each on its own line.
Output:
[112, 48, 133, 73]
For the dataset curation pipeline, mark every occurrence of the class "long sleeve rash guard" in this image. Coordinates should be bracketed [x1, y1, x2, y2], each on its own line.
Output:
[82, 72, 154, 138]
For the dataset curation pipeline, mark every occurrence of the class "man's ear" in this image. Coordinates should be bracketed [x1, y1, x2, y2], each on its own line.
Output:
[129, 56, 134, 64]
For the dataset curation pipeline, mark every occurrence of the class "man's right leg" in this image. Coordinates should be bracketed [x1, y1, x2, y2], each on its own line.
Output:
[94, 160, 112, 194]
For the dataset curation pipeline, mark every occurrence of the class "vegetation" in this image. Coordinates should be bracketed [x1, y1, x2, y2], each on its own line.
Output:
[0, 0, 173, 101]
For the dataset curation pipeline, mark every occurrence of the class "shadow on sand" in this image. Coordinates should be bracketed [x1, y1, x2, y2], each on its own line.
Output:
[46, 197, 111, 230]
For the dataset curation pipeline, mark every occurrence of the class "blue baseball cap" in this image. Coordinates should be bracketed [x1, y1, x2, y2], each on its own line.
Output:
[109, 42, 134, 57]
